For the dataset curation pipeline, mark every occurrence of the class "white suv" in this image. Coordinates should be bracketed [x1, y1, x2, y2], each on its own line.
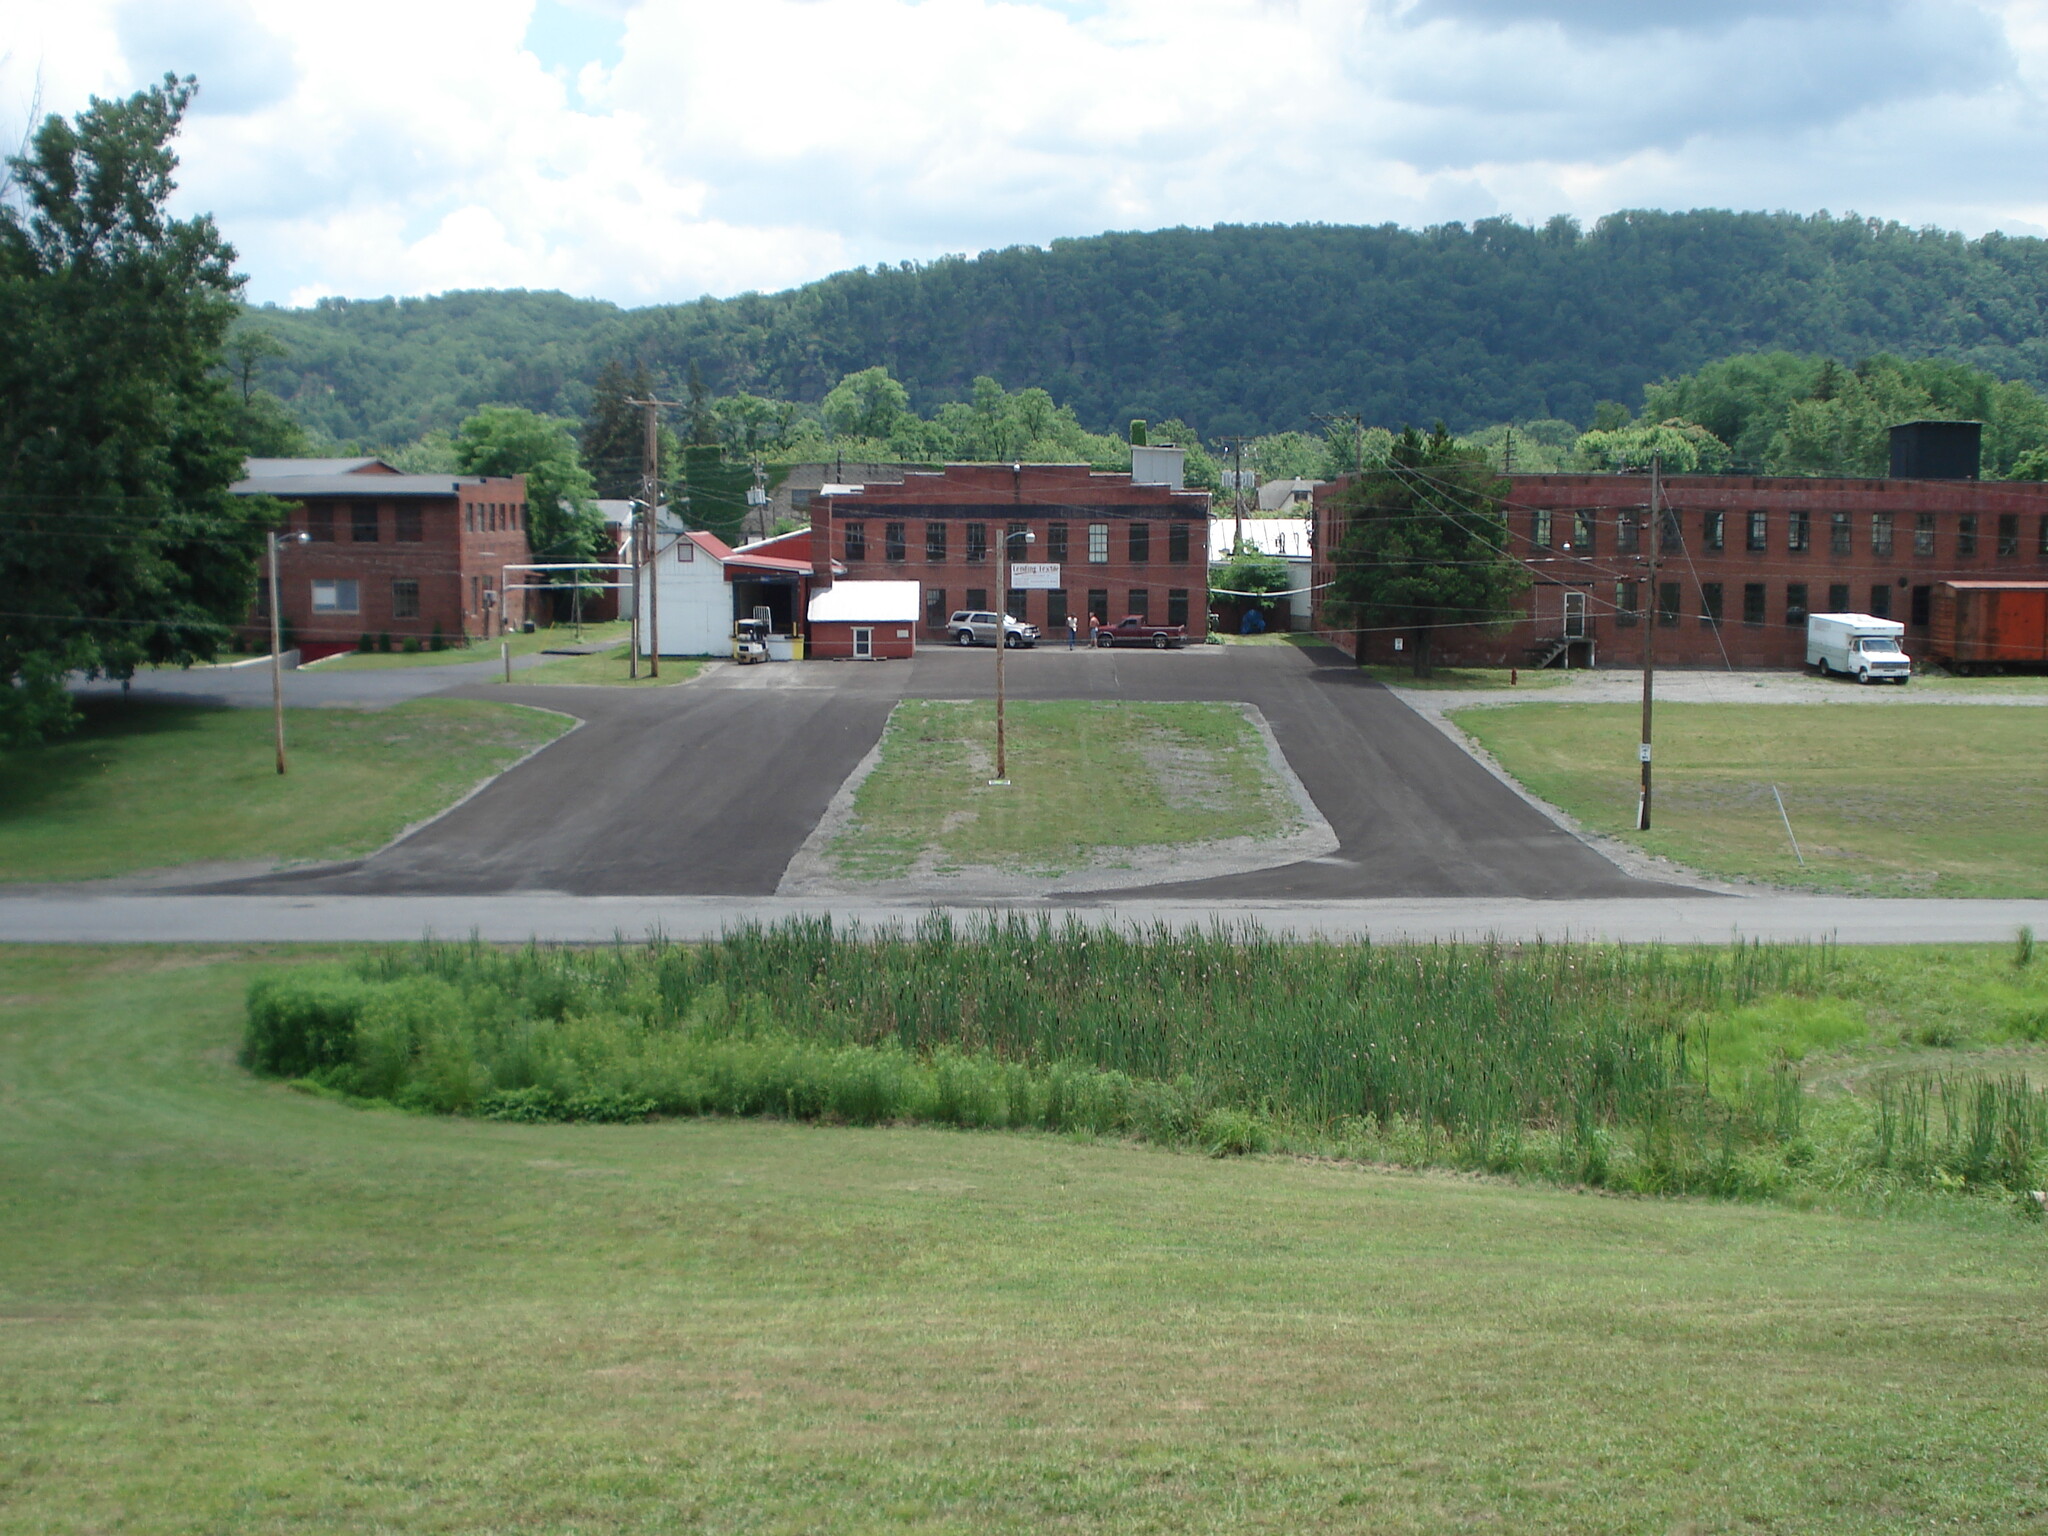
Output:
[949, 610, 1039, 648]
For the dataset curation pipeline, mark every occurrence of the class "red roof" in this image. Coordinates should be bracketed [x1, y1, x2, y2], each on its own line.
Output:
[685, 530, 734, 560]
[723, 552, 816, 575]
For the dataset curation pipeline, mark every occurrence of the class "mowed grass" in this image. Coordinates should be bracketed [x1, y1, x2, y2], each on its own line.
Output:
[4, 947, 2048, 1533]
[512, 642, 706, 687]
[0, 697, 571, 882]
[831, 699, 1301, 879]
[313, 620, 633, 670]
[1456, 702, 2048, 896]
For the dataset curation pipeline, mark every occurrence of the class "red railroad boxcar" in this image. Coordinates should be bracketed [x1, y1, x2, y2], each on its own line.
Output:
[1928, 581, 2048, 671]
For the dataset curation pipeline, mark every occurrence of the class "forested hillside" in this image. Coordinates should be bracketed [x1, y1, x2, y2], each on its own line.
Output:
[246, 212, 2048, 444]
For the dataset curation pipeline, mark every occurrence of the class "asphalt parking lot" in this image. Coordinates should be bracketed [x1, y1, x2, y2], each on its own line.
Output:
[182, 639, 1678, 900]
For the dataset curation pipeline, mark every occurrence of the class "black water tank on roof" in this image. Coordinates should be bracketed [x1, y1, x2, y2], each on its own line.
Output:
[1889, 420, 1981, 480]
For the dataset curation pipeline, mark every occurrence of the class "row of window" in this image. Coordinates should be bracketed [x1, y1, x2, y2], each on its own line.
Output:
[1533, 506, 2048, 559]
[296, 502, 525, 543]
[270, 578, 422, 617]
[465, 501, 525, 534]
[844, 519, 1194, 565]
[1610, 580, 1927, 628]
[921, 587, 1193, 630]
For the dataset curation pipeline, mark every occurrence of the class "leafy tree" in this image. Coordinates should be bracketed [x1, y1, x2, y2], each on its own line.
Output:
[1210, 541, 1293, 624]
[1324, 426, 1527, 678]
[452, 406, 602, 615]
[821, 366, 911, 441]
[580, 357, 676, 500]
[1574, 419, 1733, 473]
[0, 75, 271, 744]
[677, 445, 758, 546]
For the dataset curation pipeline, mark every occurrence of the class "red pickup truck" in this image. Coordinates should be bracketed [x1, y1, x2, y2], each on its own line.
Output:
[1094, 615, 1187, 649]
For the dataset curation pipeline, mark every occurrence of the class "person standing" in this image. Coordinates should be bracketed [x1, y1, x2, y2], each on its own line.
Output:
[1066, 614, 1078, 649]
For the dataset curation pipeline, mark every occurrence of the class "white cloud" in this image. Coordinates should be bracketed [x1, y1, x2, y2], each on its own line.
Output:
[0, 0, 2042, 307]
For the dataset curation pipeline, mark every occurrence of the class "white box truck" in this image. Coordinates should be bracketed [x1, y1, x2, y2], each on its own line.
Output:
[1806, 612, 1911, 684]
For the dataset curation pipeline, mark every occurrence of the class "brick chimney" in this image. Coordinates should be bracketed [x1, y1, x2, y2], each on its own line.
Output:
[811, 493, 835, 589]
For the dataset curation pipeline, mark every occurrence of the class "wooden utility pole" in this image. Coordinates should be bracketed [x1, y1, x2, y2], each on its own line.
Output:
[1638, 454, 1662, 831]
[626, 396, 683, 680]
[267, 529, 307, 774]
[268, 530, 288, 774]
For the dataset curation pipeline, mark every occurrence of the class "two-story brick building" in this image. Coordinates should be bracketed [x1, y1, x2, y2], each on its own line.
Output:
[1311, 436, 2048, 669]
[234, 458, 533, 659]
[808, 462, 1213, 643]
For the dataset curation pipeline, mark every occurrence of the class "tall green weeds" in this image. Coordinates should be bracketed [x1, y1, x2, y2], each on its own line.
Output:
[241, 919, 2046, 1203]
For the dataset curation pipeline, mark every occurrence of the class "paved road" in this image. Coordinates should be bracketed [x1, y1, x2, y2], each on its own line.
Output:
[190, 666, 906, 896]
[156, 641, 1670, 899]
[904, 642, 1674, 900]
[5, 894, 2043, 946]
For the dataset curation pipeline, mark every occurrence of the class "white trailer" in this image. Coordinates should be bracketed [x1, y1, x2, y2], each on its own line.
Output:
[1806, 612, 1911, 684]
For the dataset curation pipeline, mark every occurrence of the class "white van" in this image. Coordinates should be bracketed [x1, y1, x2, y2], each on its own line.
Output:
[1806, 612, 1911, 684]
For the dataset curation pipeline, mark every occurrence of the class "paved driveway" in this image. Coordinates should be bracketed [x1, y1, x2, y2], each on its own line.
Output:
[904, 642, 1676, 899]
[182, 640, 1676, 900]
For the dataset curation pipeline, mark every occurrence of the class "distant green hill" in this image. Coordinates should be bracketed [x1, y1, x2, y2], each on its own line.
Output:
[247, 212, 2048, 444]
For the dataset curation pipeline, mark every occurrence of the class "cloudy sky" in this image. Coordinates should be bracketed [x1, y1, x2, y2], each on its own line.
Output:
[3, 0, 2044, 309]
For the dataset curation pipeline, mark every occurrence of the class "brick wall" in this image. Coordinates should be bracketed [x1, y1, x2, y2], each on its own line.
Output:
[1312, 472, 2048, 668]
[256, 476, 531, 655]
[811, 463, 1213, 641]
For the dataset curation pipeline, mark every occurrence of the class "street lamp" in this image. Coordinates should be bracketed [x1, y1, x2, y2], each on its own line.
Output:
[267, 528, 310, 775]
[991, 526, 1034, 785]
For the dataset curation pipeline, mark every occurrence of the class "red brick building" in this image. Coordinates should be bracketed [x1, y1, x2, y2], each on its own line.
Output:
[1312, 470, 2048, 669]
[235, 459, 533, 659]
[809, 463, 1212, 642]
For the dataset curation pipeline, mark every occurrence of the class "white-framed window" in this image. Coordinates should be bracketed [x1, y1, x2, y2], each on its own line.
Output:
[1087, 523, 1109, 563]
[310, 579, 359, 614]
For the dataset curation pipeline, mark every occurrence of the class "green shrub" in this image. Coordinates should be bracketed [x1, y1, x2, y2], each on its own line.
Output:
[241, 970, 373, 1077]
[356, 633, 374, 653]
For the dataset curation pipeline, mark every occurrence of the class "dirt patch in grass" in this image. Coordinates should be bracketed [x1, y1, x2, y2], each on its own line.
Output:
[779, 698, 1335, 896]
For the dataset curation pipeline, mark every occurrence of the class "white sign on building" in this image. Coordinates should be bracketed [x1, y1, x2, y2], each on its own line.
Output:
[1010, 563, 1062, 590]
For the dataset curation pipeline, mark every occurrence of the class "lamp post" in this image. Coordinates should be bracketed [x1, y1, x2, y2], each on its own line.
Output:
[991, 526, 1034, 785]
[267, 528, 310, 775]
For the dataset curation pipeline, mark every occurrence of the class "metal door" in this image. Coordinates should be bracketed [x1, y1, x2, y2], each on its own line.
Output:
[1563, 590, 1587, 639]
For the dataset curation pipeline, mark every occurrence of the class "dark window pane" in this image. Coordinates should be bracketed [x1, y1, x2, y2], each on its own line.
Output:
[1168, 522, 1190, 563]
[966, 523, 987, 562]
[1047, 523, 1068, 562]
[1701, 511, 1722, 551]
[1998, 514, 2019, 556]
[1129, 522, 1150, 563]
[395, 506, 422, 543]
[1869, 584, 1891, 619]
[1958, 514, 1978, 556]
[844, 522, 867, 561]
[1657, 581, 1680, 625]
[1830, 511, 1851, 555]
[884, 522, 906, 562]
[307, 506, 334, 542]
[926, 523, 947, 562]
[1701, 582, 1723, 622]
[1046, 589, 1067, 631]
[1087, 589, 1108, 625]
[1828, 584, 1850, 613]
[965, 587, 987, 612]
[1915, 514, 1936, 556]
[1787, 510, 1810, 552]
[1785, 583, 1808, 624]
[1167, 588, 1189, 626]
[1128, 588, 1149, 619]
[1007, 588, 1028, 620]
[1743, 583, 1766, 625]
[352, 502, 379, 542]
[1747, 510, 1768, 551]
[392, 579, 420, 619]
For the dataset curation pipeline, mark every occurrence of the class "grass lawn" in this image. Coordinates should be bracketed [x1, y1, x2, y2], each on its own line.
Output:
[0, 697, 571, 882]
[309, 621, 634, 671]
[4, 946, 2047, 1533]
[512, 642, 706, 687]
[1455, 702, 2048, 896]
[829, 699, 1301, 879]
